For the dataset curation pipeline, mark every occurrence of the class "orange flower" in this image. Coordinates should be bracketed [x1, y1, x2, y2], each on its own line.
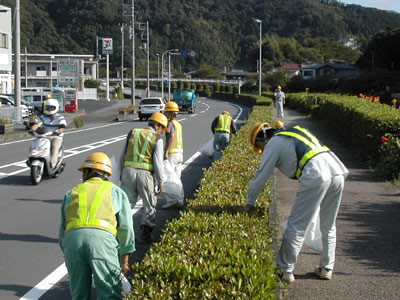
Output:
[392, 99, 398, 104]
[381, 136, 389, 143]
[359, 93, 365, 98]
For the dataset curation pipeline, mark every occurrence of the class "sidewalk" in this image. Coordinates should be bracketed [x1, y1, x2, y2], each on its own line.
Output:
[273, 108, 400, 299]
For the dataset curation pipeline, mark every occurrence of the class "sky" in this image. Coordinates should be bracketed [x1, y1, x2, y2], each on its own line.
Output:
[339, 0, 400, 13]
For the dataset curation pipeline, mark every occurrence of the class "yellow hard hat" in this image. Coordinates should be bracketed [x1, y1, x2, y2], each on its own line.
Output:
[248, 122, 272, 153]
[165, 101, 179, 112]
[223, 111, 230, 115]
[274, 120, 284, 129]
[45, 93, 52, 99]
[78, 152, 112, 175]
[149, 112, 168, 129]
[277, 86, 282, 90]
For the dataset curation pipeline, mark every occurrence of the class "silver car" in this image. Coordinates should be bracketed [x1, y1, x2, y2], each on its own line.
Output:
[138, 97, 166, 121]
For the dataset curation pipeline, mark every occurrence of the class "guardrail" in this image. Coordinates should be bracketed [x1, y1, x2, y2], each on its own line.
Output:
[102, 78, 242, 85]
[0, 107, 23, 123]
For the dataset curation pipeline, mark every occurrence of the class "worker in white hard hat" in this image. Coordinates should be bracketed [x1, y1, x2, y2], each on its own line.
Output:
[59, 152, 135, 299]
[244, 122, 348, 284]
[30, 98, 67, 169]
[211, 110, 237, 160]
[120, 112, 167, 243]
[274, 85, 286, 118]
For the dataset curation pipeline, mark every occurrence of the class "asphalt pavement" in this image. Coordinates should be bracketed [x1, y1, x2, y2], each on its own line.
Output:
[272, 107, 400, 299]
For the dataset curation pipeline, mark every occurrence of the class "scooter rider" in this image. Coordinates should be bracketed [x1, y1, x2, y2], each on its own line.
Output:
[30, 98, 67, 169]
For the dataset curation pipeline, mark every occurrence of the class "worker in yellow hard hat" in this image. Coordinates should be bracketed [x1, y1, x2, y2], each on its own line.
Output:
[274, 85, 286, 118]
[244, 123, 348, 284]
[162, 101, 185, 209]
[59, 152, 135, 299]
[274, 120, 285, 130]
[120, 112, 168, 243]
[211, 110, 237, 160]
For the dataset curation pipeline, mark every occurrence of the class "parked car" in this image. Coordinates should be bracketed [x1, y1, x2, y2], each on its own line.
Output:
[0, 95, 29, 118]
[21, 99, 35, 116]
[138, 97, 167, 121]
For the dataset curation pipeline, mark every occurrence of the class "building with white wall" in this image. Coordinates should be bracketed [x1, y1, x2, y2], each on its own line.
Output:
[0, 5, 12, 94]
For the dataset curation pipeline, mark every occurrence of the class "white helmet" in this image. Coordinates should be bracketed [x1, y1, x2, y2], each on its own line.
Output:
[45, 98, 59, 115]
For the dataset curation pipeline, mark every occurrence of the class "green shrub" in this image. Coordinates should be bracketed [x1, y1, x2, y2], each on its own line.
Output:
[127, 103, 280, 299]
[73, 117, 85, 128]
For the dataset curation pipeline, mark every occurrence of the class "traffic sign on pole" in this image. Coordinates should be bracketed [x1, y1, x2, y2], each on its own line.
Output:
[189, 50, 196, 58]
[181, 49, 188, 57]
[102, 38, 113, 54]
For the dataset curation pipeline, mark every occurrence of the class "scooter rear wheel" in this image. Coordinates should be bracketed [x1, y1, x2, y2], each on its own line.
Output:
[30, 166, 43, 185]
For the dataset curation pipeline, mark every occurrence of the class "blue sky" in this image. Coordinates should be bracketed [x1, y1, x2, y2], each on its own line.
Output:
[339, 0, 400, 13]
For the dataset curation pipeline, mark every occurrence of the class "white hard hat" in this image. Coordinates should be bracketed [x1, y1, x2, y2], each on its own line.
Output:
[45, 98, 59, 115]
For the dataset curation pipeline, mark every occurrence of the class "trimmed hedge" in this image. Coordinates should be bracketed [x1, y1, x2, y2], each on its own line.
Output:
[286, 92, 400, 180]
[127, 99, 280, 299]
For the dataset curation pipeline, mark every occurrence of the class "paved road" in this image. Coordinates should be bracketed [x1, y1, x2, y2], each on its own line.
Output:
[0, 96, 250, 300]
[272, 108, 400, 299]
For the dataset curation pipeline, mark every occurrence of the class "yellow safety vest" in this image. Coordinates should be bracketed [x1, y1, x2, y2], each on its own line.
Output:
[65, 180, 117, 236]
[215, 114, 232, 133]
[275, 125, 330, 179]
[169, 120, 183, 153]
[123, 128, 156, 171]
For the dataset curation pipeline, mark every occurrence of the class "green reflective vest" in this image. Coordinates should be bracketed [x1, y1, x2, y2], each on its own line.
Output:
[65, 180, 117, 236]
[275, 125, 330, 179]
[123, 128, 156, 171]
[215, 114, 232, 133]
[169, 120, 183, 154]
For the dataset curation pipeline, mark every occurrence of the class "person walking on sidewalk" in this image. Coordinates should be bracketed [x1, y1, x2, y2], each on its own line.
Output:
[274, 85, 285, 118]
[243, 123, 348, 283]
[211, 111, 237, 160]
[59, 152, 135, 299]
[120, 112, 167, 243]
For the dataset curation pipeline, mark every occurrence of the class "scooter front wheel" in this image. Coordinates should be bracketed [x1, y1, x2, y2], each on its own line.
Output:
[30, 166, 43, 185]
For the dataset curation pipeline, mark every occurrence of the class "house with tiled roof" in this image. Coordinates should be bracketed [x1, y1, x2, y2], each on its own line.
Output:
[300, 62, 358, 79]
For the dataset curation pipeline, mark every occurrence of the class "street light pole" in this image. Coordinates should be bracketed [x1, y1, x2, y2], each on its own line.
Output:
[14, 0, 21, 119]
[168, 51, 180, 101]
[155, 53, 160, 79]
[161, 48, 179, 99]
[255, 19, 262, 96]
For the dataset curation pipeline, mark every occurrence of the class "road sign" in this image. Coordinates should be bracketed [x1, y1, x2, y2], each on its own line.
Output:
[181, 49, 189, 57]
[189, 50, 197, 58]
[102, 38, 113, 54]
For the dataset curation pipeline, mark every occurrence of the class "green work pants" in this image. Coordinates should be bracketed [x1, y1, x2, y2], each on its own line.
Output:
[61, 228, 123, 300]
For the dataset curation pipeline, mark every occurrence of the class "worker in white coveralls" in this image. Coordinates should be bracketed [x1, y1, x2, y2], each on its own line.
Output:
[274, 85, 285, 118]
[59, 152, 135, 299]
[120, 112, 167, 243]
[243, 122, 348, 283]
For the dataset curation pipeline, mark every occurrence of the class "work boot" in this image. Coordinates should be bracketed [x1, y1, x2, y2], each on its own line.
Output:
[138, 225, 153, 244]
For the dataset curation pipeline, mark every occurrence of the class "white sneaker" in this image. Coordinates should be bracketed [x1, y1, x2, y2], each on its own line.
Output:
[278, 271, 295, 283]
[314, 266, 332, 280]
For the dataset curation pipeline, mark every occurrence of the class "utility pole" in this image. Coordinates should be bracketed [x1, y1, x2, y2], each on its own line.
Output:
[120, 24, 125, 90]
[131, 0, 135, 105]
[14, 0, 21, 120]
[146, 21, 150, 97]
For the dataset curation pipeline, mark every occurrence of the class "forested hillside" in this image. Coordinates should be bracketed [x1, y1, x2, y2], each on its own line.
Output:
[2, 0, 400, 72]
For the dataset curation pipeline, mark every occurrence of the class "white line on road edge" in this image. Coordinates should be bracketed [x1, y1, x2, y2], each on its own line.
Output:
[19, 101, 243, 300]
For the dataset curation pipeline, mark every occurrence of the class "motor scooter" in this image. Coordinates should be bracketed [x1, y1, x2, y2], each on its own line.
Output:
[26, 127, 66, 185]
